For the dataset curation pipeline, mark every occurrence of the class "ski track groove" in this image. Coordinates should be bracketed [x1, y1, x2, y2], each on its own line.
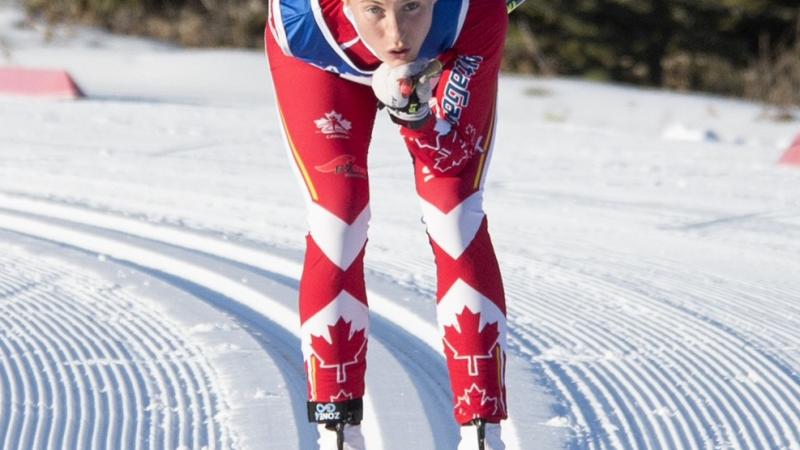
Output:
[19, 321, 54, 448]
[162, 330, 199, 448]
[41, 289, 137, 450]
[34, 289, 106, 450]
[51, 287, 153, 450]
[579, 318, 677, 449]
[66, 294, 116, 450]
[528, 320, 649, 449]
[0, 336, 14, 447]
[0, 334, 23, 450]
[618, 351, 698, 449]
[20, 311, 48, 450]
[534, 236, 800, 349]
[612, 254, 800, 354]
[529, 307, 648, 449]
[185, 347, 219, 450]
[511, 253, 800, 448]
[536, 357, 599, 448]
[564, 287, 759, 450]
[102, 304, 165, 450]
[2, 322, 31, 450]
[627, 332, 713, 449]
[575, 364, 633, 450]
[5, 294, 86, 448]
[79, 285, 219, 450]
[118, 304, 188, 450]
[144, 297, 224, 449]
[31, 288, 111, 448]
[511, 299, 653, 449]
[508, 324, 616, 449]
[12, 302, 61, 450]
[119, 287, 228, 450]
[0, 249, 225, 450]
[113, 287, 223, 450]
[88, 298, 153, 450]
[521, 310, 722, 448]
[597, 360, 671, 449]
[170, 347, 200, 449]
[584, 306, 751, 448]
[46, 295, 135, 450]
[14, 301, 47, 450]
[597, 260, 800, 448]
[13, 315, 41, 450]
[2, 298, 82, 450]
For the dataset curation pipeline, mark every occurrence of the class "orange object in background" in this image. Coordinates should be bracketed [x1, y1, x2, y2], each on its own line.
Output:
[779, 134, 800, 166]
[0, 67, 82, 99]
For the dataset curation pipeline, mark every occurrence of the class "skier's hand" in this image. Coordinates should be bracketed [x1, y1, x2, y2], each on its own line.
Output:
[371, 60, 440, 128]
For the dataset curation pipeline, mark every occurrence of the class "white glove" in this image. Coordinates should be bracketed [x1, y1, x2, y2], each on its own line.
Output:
[371, 60, 438, 127]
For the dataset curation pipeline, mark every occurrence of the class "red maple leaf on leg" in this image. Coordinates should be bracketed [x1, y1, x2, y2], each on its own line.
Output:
[310, 318, 367, 384]
[442, 306, 500, 376]
[329, 390, 355, 402]
[455, 383, 500, 417]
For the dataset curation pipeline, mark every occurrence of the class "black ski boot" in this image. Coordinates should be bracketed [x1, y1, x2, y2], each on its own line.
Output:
[308, 398, 363, 450]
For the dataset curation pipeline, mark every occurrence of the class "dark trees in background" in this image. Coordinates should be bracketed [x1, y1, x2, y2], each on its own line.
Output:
[506, 0, 799, 104]
[22, 0, 800, 106]
[23, 0, 270, 48]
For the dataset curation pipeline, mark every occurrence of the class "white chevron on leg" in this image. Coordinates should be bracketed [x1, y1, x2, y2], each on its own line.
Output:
[301, 290, 370, 361]
[308, 202, 370, 270]
[437, 279, 507, 351]
[418, 191, 485, 260]
[276, 107, 370, 271]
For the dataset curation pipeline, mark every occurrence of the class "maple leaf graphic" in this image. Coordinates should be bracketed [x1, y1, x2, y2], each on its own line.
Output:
[412, 123, 484, 173]
[310, 318, 367, 384]
[328, 112, 352, 133]
[455, 383, 499, 416]
[315, 111, 352, 135]
[314, 117, 331, 131]
[443, 307, 500, 376]
[329, 389, 354, 402]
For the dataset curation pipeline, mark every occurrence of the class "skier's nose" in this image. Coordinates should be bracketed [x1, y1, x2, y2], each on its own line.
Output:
[384, 15, 406, 47]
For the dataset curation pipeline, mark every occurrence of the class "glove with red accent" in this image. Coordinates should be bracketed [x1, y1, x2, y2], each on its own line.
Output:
[371, 60, 441, 129]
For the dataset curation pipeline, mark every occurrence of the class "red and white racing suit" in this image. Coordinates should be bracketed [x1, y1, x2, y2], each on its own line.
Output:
[266, 0, 509, 425]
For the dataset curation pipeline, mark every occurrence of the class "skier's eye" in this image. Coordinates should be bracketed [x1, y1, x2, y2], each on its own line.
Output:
[402, 1, 420, 11]
[366, 5, 384, 15]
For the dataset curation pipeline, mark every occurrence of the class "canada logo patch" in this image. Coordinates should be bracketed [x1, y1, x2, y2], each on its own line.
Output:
[315, 111, 352, 139]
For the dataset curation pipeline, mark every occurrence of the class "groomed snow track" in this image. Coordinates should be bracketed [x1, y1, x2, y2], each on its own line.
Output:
[0, 239, 230, 450]
[2, 180, 800, 449]
[0, 193, 525, 450]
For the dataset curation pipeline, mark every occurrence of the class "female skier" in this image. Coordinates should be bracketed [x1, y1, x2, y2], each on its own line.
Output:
[265, 0, 517, 447]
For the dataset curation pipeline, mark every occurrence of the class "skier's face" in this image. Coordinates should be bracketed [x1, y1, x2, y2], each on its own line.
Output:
[346, 0, 435, 67]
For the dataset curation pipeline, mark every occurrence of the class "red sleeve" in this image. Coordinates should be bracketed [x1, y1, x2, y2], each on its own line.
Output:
[400, 4, 508, 176]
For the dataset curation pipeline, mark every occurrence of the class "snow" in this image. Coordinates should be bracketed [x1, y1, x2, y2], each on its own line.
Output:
[2, 2, 800, 449]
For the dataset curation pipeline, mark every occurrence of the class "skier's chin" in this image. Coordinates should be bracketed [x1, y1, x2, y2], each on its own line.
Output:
[381, 51, 419, 67]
